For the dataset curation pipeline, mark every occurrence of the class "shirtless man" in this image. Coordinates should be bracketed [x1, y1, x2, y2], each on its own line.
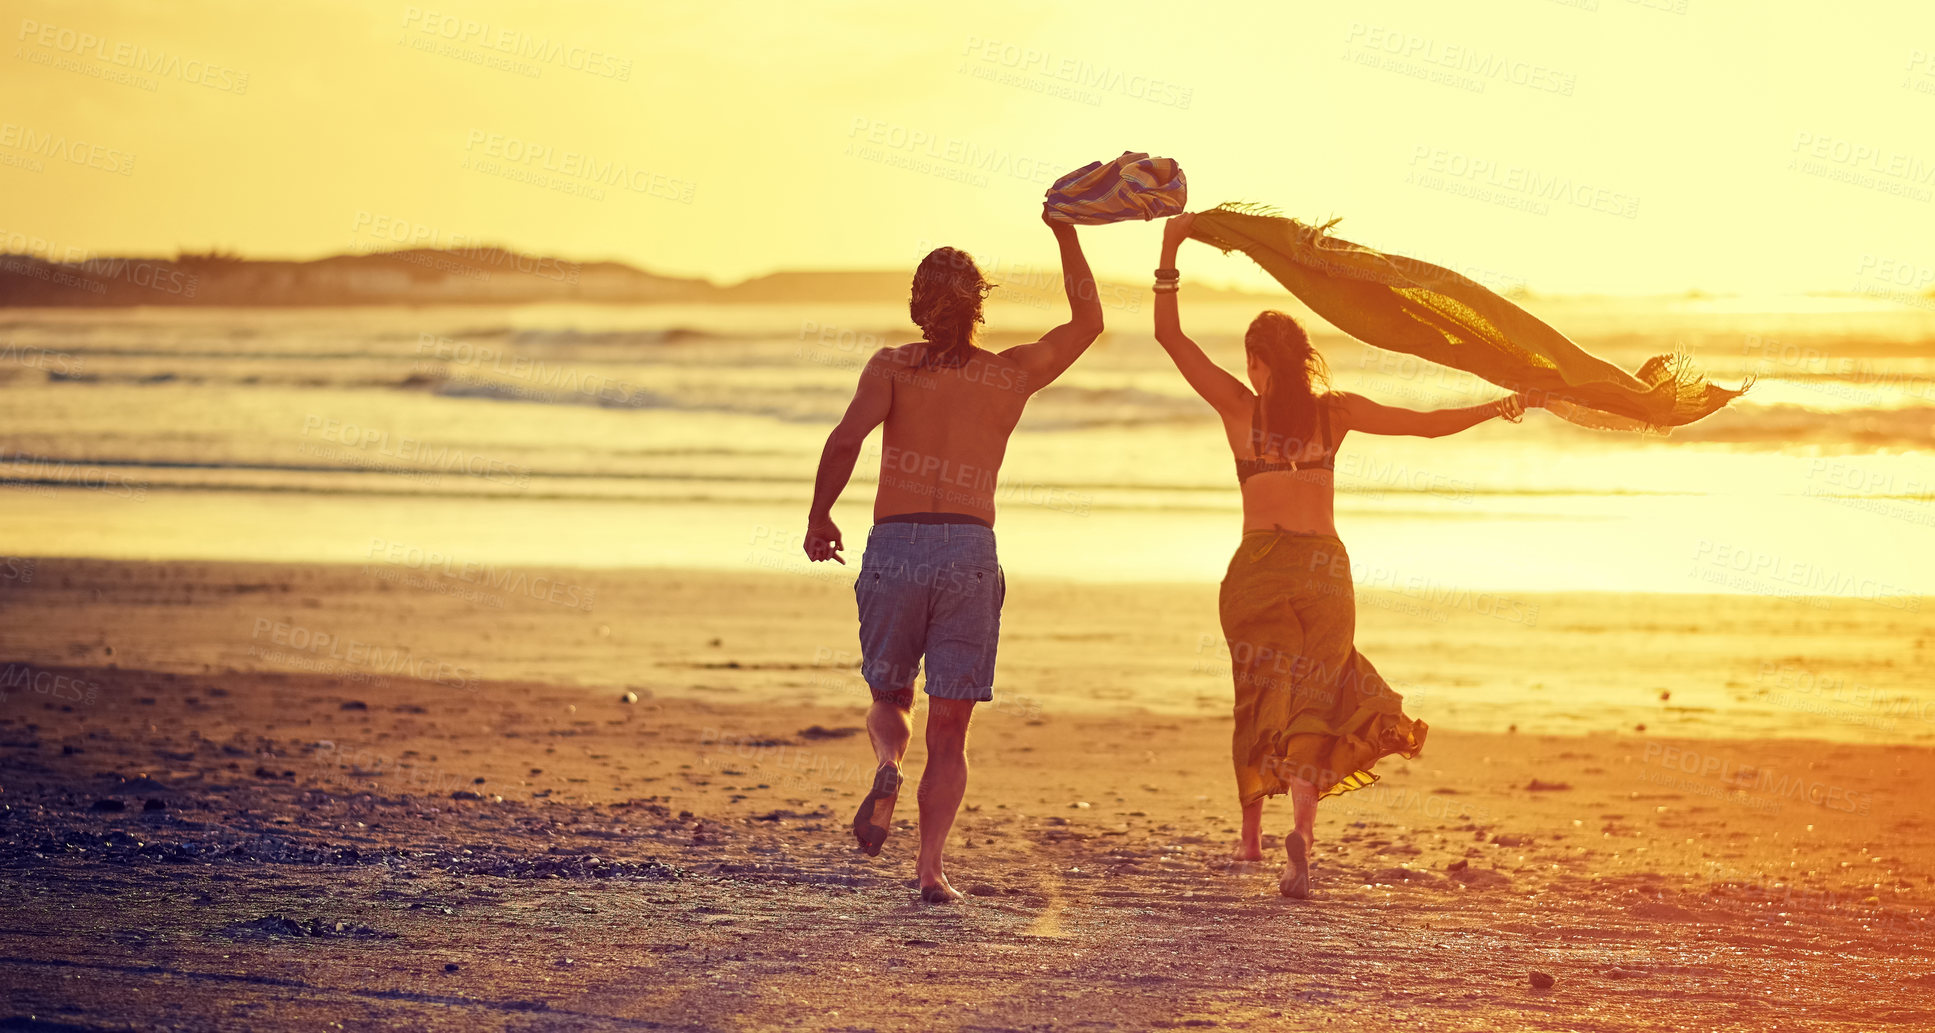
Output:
[803, 213, 1102, 902]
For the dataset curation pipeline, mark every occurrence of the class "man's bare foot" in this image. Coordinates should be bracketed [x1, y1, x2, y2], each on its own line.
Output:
[918, 872, 964, 904]
[852, 763, 901, 857]
[1280, 830, 1313, 899]
[1231, 840, 1265, 863]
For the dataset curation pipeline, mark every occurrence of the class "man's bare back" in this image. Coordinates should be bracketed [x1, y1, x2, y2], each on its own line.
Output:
[869, 342, 1033, 526]
[804, 214, 1103, 562]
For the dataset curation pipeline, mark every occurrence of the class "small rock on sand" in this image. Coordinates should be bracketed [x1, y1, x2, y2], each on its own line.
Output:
[967, 883, 1001, 896]
[1449, 867, 1512, 890]
[799, 725, 862, 740]
[1526, 779, 1571, 792]
[1529, 971, 1556, 989]
[621, 691, 638, 704]
[1445, 859, 1469, 873]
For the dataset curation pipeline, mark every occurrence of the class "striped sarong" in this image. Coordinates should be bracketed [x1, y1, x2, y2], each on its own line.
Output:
[1043, 152, 1187, 225]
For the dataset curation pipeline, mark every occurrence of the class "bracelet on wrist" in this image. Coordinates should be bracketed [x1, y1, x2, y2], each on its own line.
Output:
[1154, 267, 1180, 279]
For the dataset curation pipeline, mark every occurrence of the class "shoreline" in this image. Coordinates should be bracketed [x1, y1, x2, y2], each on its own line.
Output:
[2, 556, 1929, 747]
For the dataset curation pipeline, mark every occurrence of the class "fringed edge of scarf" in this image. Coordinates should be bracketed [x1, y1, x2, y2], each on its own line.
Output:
[1642, 351, 1756, 425]
[1200, 203, 1450, 293]
[1197, 202, 1345, 256]
[1548, 352, 1755, 434]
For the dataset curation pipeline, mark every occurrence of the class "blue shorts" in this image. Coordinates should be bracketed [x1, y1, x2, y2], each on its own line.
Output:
[854, 522, 1005, 702]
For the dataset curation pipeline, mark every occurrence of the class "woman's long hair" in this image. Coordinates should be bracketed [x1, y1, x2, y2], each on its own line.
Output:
[1244, 310, 1330, 458]
[909, 247, 994, 369]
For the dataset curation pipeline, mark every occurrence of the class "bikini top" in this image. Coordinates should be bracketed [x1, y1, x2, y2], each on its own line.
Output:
[1235, 400, 1337, 483]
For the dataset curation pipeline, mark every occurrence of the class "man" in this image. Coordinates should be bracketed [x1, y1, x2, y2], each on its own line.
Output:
[803, 212, 1103, 903]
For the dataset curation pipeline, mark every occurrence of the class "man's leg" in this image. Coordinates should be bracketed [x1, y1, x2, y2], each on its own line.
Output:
[915, 531, 1000, 900]
[853, 685, 913, 856]
[868, 687, 913, 770]
[915, 696, 976, 902]
[853, 532, 923, 859]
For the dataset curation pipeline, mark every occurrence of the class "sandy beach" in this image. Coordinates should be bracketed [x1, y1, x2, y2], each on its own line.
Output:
[9, 2, 1935, 1028]
[2, 558, 1930, 1030]
[2, 298, 1928, 1033]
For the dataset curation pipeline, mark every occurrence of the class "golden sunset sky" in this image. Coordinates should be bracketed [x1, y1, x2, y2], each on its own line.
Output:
[4, 0, 1933, 294]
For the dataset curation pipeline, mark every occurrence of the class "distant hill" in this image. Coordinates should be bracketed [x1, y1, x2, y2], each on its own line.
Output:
[0, 247, 1289, 308]
[717, 270, 916, 303]
[0, 248, 717, 307]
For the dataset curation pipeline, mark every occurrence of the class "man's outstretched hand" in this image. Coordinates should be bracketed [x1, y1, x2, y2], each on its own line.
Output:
[804, 516, 845, 564]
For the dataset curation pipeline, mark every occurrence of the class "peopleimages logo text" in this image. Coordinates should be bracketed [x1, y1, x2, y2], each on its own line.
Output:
[16, 18, 249, 93]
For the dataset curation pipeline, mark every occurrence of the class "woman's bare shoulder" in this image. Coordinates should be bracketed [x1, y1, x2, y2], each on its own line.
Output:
[1322, 390, 1366, 413]
[1322, 391, 1374, 433]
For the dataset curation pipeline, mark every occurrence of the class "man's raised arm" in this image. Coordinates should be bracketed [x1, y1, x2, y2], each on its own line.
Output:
[804, 349, 895, 564]
[1001, 214, 1105, 391]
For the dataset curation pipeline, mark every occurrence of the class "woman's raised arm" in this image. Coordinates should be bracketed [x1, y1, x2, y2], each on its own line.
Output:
[1152, 214, 1251, 418]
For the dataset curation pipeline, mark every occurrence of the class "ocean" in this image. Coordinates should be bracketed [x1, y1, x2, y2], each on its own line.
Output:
[0, 295, 1930, 596]
[1, 296, 1931, 743]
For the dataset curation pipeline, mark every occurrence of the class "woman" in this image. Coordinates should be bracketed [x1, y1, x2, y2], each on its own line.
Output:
[1152, 212, 1537, 899]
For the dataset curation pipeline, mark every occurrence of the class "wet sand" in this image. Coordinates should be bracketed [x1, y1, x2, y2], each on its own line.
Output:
[1, 560, 1931, 1030]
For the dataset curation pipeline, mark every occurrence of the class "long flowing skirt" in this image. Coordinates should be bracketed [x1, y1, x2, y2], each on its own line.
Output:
[1219, 530, 1428, 804]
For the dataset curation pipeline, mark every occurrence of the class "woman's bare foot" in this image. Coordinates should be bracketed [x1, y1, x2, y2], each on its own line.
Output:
[918, 871, 963, 904]
[1279, 830, 1313, 899]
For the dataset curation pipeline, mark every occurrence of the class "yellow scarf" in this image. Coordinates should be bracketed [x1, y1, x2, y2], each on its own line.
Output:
[1189, 205, 1749, 431]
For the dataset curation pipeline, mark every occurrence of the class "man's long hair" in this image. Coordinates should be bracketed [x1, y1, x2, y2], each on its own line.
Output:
[910, 247, 994, 369]
[1245, 310, 1331, 457]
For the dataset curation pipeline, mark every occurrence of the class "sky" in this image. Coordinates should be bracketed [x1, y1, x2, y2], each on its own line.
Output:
[3, 0, 1934, 294]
